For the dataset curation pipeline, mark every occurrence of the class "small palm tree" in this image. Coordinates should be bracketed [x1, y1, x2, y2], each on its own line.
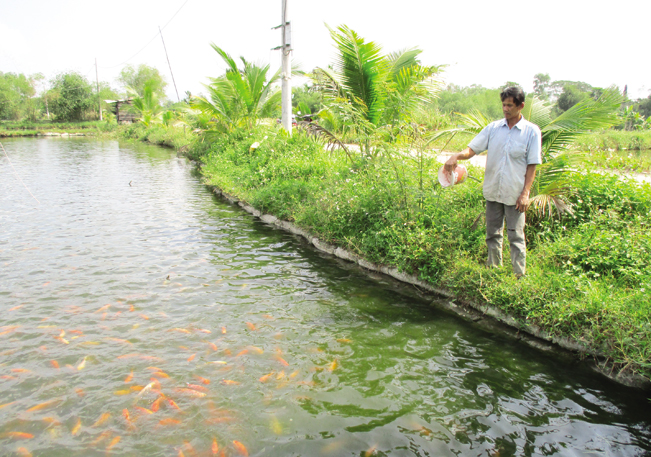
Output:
[312, 25, 442, 156]
[129, 79, 162, 127]
[430, 88, 622, 218]
[191, 44, 282, 132]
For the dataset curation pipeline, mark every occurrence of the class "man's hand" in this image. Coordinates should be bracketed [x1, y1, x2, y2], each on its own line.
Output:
[444, 154, 458, 173]
[515, 192, 530, 213]
[444, 148, 475, 173]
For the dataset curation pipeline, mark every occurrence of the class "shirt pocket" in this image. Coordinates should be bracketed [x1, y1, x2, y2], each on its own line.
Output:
[509, 138, 528, 160]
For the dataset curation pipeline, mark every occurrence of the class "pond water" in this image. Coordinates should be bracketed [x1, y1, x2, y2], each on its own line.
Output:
[1, 137, 650, 457]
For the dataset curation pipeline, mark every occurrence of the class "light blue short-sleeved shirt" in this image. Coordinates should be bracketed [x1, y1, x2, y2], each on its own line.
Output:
[468, 116, 542, 206]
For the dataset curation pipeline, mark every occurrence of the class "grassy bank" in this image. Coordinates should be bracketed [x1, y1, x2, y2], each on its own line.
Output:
[0, 120, 119, 137]
[184, 124, 651, 384]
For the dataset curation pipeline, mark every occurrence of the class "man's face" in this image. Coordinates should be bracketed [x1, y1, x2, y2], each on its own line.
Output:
[502, 97, 524, 123]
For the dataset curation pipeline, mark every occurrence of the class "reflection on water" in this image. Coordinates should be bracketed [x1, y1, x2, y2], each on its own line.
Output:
[1, 137, 650, 456]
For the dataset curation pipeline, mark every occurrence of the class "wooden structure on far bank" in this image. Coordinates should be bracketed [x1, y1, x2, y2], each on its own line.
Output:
[105, 99, 137, 123]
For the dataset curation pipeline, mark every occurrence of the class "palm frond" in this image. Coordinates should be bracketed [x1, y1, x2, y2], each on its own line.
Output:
[386, 48, 422, 78]
[327, 24, 388, 125]
[541, 87, 622, 159]
[521, 95, 552, 129]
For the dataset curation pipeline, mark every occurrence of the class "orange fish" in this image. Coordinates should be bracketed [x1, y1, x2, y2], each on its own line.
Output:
[117, 353, 140, 359]
[41, 417, 61, 426]
[130, 385, 145, 392]
[76, 356, 87, 370]
[92, 412, 111, 427]
[26, 398, 60, 412]
[69, 330, 83, 334]
[364, 444, 378, 457]
[95, 304, 111, 313]
[328, 359, 338, 371]
[114, 389, 131, 395]
[9, 305, 23, 311]
[149, 379, 162, 390]
[11, 368, 31, 373]
[336, 338, 352, 343]
[247, 346, 264, 355]
[140, 355, 164, 361]
[205, 417, 235, 425]
[151, 396, 164, 412]
[71, 418, 81, 435]
[235, 349, 249, 357]
[0, 375, 17, 380]
[258, 372, 274, 383]
[211, 437, 219, 455]
[198, 328, 211, 334]
[262, 314, 274, 320]
[183, 440, 196, 456]
[139, 314, 149, 320]
[166, 398, 181, 410]
[106, 435, 121, 450]
[187, 353, 196, 362]
[169, 328, 191, 334]
[75, 388, 85, 397]
[16, 447, 32, 457]
[5, 432, 34, 439]
[174, 388, 206, 398]
[90, 430, 112, 446]
[134, 406, 153, 415]
[151, 371, 169, 379]
[122, 409, 134, 428]
[221, 326, 226, 334]
[221, 380, 240, 386]
[194, 375, 210, 385]
[245, 322, 257, 331]
[106, 337, 132, 345]
[232, 440, 248, 456]
[157, 418, 181, 426]
[186, 383, 209, 393]
[124, 370, 134, 383]
[274, 356, 289, 366]
[207, 342, 218, 351]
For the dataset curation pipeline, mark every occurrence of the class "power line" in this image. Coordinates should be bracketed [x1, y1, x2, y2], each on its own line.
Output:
[99, 0, 190, 70]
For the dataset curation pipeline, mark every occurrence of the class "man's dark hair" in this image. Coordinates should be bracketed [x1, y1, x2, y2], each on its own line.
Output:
[500, 86, 525, 106]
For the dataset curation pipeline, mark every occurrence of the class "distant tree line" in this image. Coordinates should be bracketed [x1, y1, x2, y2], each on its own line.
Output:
[0, 64, 169, 122]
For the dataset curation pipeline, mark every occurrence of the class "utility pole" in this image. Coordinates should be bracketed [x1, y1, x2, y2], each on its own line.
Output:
[273, 0, 292, 135]
[95, 58, 102, 121]
[159, 26, 181, 103]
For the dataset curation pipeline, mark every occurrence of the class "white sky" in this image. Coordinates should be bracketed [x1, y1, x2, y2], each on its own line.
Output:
[1, 0, 650, 101]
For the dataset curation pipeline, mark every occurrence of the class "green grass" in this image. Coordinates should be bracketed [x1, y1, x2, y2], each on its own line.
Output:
[572, 130, 651, 152]
[0, 120, 118, 137]
[192, 125, 651, 382]
[119, 123, 197, 152]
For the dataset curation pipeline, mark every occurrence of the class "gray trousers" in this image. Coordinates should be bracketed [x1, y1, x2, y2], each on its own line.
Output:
[485, 200, 526, 275]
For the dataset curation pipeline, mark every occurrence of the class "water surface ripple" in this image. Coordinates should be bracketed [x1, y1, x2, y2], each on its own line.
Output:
[1, 137, 649, 456]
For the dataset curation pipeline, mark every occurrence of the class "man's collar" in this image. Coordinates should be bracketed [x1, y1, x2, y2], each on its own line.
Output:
[500, 115, 525, 130]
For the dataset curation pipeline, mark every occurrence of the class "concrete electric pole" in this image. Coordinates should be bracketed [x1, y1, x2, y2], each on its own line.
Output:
[275, 0, 292, 135]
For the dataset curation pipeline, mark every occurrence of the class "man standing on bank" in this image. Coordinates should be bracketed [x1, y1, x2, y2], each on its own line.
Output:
[444, 86, 542, 277]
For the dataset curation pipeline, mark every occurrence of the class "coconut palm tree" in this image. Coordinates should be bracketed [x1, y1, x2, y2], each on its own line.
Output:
[312, 25, 442, 156]
[129, 79, 163, 127]
[191, 44, 282, 132]
[430, 88, 622, 218]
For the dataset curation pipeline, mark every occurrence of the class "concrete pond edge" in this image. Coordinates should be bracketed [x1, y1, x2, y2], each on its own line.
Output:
[207, 184, 649, 390]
